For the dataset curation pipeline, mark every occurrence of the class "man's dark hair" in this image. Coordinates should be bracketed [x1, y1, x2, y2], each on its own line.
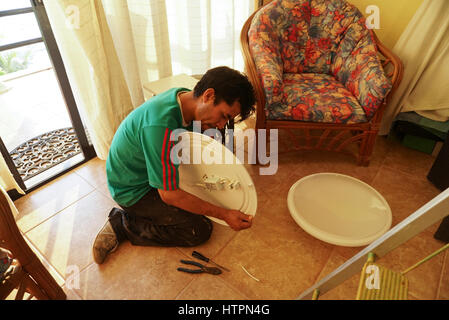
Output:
[193, 66, 256, 122]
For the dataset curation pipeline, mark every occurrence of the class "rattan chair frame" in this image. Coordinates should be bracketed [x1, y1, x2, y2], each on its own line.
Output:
[0, 190, 66, 300]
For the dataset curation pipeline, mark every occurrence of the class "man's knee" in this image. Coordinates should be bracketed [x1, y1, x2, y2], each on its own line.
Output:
[187, 217, 213, 246]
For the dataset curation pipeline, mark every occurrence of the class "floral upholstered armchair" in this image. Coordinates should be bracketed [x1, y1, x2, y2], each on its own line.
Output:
[241, 0, 402, 165]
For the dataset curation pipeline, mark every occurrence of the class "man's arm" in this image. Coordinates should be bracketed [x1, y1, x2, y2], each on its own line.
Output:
[141, 126, 252, 231]
[158, 188, 253, 231]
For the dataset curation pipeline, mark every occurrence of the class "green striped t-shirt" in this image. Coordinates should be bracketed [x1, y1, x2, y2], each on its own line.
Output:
[106, 87, 190, 207]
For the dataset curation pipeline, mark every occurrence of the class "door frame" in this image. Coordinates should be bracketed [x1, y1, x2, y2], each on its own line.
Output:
[1, 0, 96, 200]
[32, 0, 95, 159]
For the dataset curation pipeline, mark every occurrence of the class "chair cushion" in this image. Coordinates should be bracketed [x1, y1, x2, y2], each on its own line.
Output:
[267, 73, 367, 124]
[248, 0, 392, 122]
[251, 0, 365, 75]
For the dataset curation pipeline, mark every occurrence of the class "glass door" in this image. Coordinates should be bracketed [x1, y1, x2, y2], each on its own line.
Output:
[0, 0, 95, 196]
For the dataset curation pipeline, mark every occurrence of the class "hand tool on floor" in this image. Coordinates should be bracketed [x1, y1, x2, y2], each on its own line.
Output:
[177, 260, 222, 275]
[191, 250, 230, 272]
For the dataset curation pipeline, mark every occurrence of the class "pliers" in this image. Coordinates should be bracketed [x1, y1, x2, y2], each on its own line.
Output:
[177, 260, 222, 275]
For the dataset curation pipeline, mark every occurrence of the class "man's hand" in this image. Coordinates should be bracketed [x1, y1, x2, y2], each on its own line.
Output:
[223, 210, 253, 231]
[159, 189, 253, 231]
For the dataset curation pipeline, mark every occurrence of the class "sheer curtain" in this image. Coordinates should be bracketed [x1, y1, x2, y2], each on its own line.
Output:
[0, 154, 24, 194]
[126, 0, 254, 82]
[166, 0, 254, 76]
[380, 0, 449, 135]
[44, 0, 136, 159]
[44, 0, 254, 159]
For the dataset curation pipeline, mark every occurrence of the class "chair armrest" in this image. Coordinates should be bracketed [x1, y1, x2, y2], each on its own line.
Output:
[248, 28, 284, 112]
[332, 30, 392, 120]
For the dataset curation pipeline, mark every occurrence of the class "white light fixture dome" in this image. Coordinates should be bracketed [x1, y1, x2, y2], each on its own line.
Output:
[178, 131, 257, 226]
[287, 173, 392, 247]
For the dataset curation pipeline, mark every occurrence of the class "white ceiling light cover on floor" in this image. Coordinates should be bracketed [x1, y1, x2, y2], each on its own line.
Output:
[287, 173, 392, 247]
[178, 132, 257, 226]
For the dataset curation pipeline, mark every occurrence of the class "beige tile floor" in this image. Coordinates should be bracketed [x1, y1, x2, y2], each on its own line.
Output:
[13, 133, 449, 300]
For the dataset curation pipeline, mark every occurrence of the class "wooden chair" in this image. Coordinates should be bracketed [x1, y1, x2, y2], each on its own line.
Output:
[0, 189, 66, 300]
[240, 0, 403, 166]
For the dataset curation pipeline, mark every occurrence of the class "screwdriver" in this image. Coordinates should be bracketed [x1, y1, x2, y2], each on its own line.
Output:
[192, 251, 230, 272]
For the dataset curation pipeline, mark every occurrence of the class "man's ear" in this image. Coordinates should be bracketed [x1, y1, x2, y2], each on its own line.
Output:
[202, 88, 215, 104]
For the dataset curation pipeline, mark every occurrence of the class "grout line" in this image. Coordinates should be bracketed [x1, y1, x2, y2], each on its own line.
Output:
[70, 162, 112, 200]
[379, 162, 432, 182]
[22, 232, 66, 286]
[174, 247, 191, 259]
[78, 260, 95, 275]
[172, 248, 198, 299]
[72, 261, 98, 300]
[22, 189, 96, 235]
[63, 285, 84, 300]
[309, 246, 336, 292]
[72, 169, 103, 190]
[369, 151, 387, 186]
[375, 136, 434, 182]
[18, 188, 99, 291]
[215, 275, 252, 300]
[211, 231, 239, 260]
[408, 292, 419, 300]
[379, 140, 435, 180]
[173, 278, 196, 300]
[307, 247, 363, 300]
[95, 184, 115, 202]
